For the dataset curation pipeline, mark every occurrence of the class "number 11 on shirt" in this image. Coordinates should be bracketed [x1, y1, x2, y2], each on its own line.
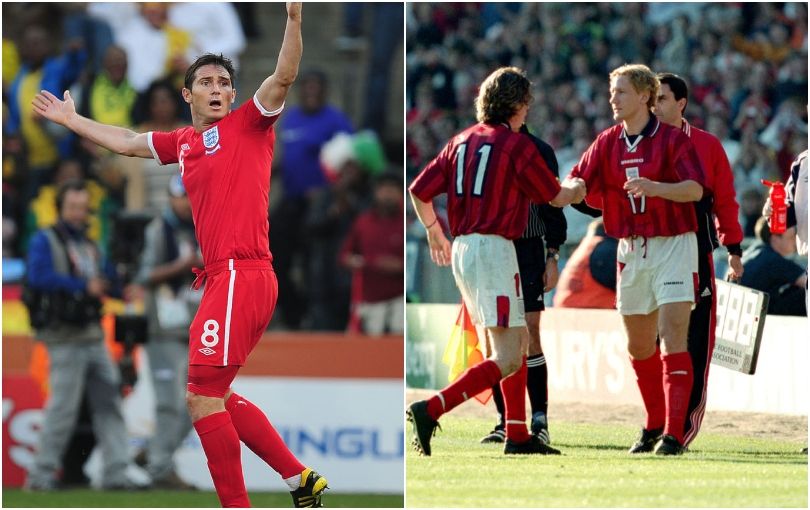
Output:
[456, 143, 492, 197]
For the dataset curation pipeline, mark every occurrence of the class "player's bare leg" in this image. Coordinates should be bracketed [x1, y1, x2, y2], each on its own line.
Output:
[525, 311, 550, 443]
[623, 312, 666, 453]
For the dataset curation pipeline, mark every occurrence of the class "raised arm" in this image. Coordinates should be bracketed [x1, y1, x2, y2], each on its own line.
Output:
[255, 3, 303, 113]
[32, 90, 152, 158]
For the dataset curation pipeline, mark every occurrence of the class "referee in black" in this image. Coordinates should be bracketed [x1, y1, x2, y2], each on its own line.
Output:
[480, 125, 567, 445]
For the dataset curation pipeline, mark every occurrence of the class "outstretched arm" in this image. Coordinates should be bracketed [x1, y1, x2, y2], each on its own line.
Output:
[255, 2, 303, 113]
[32, 90, 152, 158]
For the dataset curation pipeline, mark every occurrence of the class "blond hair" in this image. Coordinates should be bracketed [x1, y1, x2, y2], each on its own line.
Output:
[609, 64, 659, 110]
[475, 67, 532, 124]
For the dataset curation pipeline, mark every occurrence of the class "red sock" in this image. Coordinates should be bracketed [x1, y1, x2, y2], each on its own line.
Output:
[630, 348, 665, 431]
[226, 393, 305, 479]
[193, 411, 250, 508]
[662, 352, 694, 444]
[426, 360, 501, 420]
[500, 357, 530, 443]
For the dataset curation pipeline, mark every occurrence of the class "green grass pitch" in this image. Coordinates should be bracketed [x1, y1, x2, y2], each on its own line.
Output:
[406, 416, 807, 507]
[2, 490, 403, 508]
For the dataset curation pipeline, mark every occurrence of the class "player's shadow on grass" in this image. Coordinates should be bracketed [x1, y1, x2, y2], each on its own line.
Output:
[554, 442, 628, 452]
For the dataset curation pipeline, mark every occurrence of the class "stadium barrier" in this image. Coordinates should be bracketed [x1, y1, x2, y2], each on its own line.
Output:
[3, 332, 404, 492]
[407, 304, 808, 416]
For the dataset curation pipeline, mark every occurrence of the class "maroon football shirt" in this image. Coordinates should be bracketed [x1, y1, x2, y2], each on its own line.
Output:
[570, 116, 705, 239]
[409, 123, 561, 240]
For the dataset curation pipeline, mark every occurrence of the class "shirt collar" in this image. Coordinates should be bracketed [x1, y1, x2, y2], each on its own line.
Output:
[620, 115, 660, 141]
[681, 118, 692, 137]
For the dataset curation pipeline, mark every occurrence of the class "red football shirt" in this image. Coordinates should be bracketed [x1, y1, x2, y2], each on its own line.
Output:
[682, 120, 743, 250]
[339, 207, 404, 303]
[148, 95, 282, 264]
[570, 116, 705, 239]
[409, 123, 561, 240]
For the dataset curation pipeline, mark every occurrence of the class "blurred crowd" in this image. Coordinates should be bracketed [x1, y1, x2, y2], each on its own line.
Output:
[406, 3, 808, 242]
[3, 2, 404, 334]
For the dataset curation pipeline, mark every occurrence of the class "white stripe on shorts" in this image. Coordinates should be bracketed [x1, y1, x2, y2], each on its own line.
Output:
[223, 259, 236, 366]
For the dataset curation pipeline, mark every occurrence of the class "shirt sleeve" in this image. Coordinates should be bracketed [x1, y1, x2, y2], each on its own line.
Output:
[569, 136, 604, 209]
[242, 94, 284, 132]
[148, 130, 180, 165]
[409, 142, 451, 202]
[513, 137, 561, 204]
[671, 132, 705, 188]
[708, 135, 744, 246]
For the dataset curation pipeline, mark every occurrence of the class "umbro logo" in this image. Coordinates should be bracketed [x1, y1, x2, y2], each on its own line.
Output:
[198, 347, 217, 356]
[181, 143, 191, 151]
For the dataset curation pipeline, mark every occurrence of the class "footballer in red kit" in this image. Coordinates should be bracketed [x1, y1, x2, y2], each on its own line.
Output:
[407, 66, 584, 457]
[32, 4, 329, 507]
[557, 64, 706, 455]
[653, 73, 744, 448]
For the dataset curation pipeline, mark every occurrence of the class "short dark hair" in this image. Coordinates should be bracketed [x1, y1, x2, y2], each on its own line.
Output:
[754, 216, 773, 244]
[56, 179, 88, 212]
[657, 72, 689, 113]
[475, 67, 532, 125]
[184, 53, 236, 91]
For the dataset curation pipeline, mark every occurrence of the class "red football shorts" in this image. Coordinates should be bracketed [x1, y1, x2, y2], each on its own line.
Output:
[187, 364, 239, 397]
[188, 259, 278, 368]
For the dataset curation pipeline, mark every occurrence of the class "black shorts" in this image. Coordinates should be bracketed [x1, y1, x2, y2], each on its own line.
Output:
[514, 237, 546, 313]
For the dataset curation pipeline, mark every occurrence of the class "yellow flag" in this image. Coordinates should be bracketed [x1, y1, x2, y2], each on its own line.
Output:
[441, 302, 491, 404]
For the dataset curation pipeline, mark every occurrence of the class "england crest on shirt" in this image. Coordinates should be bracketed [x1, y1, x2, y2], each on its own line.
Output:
[203, 126, 221, 155]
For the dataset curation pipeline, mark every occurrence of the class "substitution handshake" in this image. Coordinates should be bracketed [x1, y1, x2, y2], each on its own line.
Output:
[559, 177, 587, 205]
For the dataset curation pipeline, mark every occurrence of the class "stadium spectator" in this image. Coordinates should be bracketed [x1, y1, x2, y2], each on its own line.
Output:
[89, 3, 196, 92]
[6, 23, 86, 204]
[762, 149, 808, 310]
[24, 179, 142, 491]
[131, 175, 200, 490]
[305, 160, 370, 330]
[109, 79, 185, 212]
[168, 3, 246, 71]
[340, 172, 404, 335]
[22, 158, 117, 254]
[78, 46, 136, 129]
[741, 217, 807, 316]
[272, 69, 353, 328]
[553, 218, 618, 309]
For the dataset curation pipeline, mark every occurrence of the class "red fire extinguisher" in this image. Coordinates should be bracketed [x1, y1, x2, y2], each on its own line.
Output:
[761, 179, 787, 234]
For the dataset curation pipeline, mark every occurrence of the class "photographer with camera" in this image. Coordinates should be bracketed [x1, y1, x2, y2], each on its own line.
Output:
[24, 179, 143, 491]
[129, 175, 201, 490]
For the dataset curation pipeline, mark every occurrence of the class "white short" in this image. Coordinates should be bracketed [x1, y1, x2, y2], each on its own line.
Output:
[356, 295, 404, 335]
[616, 232, 698, 315]
[451, 233, 525, 328]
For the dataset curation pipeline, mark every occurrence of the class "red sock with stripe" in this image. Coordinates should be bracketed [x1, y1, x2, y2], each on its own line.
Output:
[630, 348, 665, 431]
[500, 357, 531, 443]
[426, 360, 502, 420]
[662, 352, 694, 444]
[193, 411, 250, 508]
[226, 393, 305, 479]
